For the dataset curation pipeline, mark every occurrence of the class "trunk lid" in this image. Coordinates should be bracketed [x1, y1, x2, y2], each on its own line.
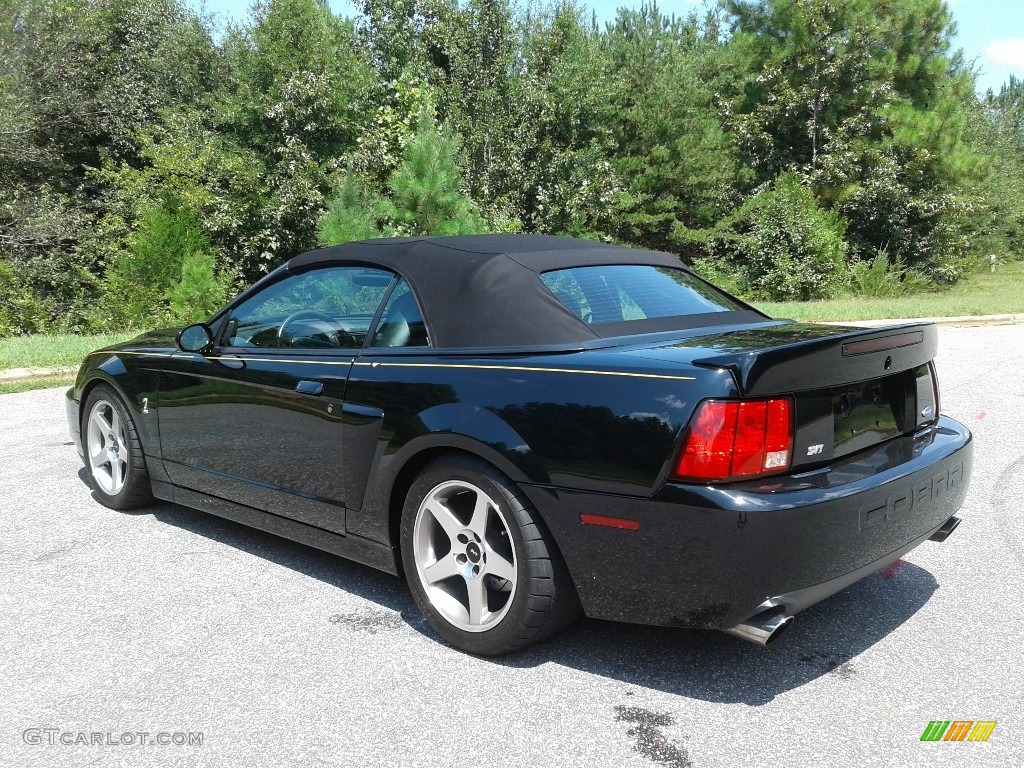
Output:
[620, 320, 940, 470]
[624, 321, 936, 396]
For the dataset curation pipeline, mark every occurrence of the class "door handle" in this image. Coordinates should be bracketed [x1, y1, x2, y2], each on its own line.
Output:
[295, 379, 324, 396]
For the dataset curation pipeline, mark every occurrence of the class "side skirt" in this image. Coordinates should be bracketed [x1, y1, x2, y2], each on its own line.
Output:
[152, 481, 399, 576]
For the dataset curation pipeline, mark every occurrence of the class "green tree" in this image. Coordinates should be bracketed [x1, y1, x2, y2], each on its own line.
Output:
[0, 0, 219, 334]
[318, 112, 485, 244]
[691, 173, 848, 300]
[724, 0, 979, 280]
[167, 252, 231, 324]
[382, 114, 486, 235]
[317, 173, 386, 245]
[411, 1, 621, 237]
[602, 3, 745, 253]
[3, 0, 1019, 337]
[965, 76, 1024, 263]
[102, 200, 216, 326]
[213, 0, 378, 275]
[421, 0, 521, 217]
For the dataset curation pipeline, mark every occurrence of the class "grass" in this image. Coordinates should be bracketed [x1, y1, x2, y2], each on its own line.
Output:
[0, 331, 136, 370]
[0, 374, 77, 394]
[755, 262, 1024, 322]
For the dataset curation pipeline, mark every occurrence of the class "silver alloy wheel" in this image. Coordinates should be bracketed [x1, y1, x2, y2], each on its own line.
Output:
[86, 399, 129, 496]
[412, 479, 518, 632]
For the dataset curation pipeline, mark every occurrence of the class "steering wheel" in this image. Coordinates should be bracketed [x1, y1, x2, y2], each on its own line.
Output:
[277, 310, 341, 348]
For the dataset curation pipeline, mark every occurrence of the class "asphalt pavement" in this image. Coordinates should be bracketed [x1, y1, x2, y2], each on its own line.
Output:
[1, 324, 1022, 768]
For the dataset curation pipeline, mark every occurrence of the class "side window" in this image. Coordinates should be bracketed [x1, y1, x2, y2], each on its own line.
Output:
[221, 267, 393, 349]
[370, 279, 429, 348]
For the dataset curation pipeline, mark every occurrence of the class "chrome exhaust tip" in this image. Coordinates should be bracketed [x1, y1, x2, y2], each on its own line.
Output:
[723, 606, 793, 646]
[929, 515, 961, 543]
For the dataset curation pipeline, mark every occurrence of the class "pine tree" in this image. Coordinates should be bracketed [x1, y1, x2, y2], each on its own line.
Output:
[317, 174, 385, 246]
[724, 0, 979, 279]
[381, 112, 486, 236]
[318, 112, 485, 243]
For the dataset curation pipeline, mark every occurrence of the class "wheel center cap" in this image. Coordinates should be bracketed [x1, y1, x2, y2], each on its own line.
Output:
[466, 542, 481, 563]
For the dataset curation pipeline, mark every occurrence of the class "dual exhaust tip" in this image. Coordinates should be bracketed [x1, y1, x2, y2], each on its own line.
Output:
[724, 515, 964, 646]
[929, 515, 961, 543]
[724, 602, 793, 646]
[720, 520, 958, 647]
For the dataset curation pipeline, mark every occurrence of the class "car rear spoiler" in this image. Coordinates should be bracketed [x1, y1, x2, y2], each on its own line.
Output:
[691, 323, 938, 396]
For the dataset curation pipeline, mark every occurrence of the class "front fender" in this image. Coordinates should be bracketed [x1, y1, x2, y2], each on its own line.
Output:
[74, 352, 166, 481]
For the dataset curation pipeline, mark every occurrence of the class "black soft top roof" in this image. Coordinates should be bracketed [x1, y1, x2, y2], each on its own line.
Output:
[286, 234, 711, 348]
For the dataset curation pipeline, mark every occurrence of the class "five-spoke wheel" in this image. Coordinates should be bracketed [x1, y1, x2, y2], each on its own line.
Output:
[86, 398, 128, 496]
[401, 456, 580, 655]
[412, 479, 519, 632]
[81, 385, 152, 510]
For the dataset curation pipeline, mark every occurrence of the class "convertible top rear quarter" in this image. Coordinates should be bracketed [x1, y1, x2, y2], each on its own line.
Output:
[68, 234, 973, 654]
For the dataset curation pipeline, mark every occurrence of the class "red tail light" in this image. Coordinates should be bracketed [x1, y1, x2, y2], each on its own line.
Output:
[672, 398, 793, 482]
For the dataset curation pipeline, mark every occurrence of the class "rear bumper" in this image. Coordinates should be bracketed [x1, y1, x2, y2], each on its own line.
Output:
[524, 415, 973, 630]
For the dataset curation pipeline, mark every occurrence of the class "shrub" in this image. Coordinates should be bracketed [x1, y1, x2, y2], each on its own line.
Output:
[685, 174, 848, 302]
[848, 252, 932, 297]
[100, 200, 225, 328]
[0, 259, 54, 337]
[739, 174, 849, 301]
[317, 113, 487, 244]
[683, 227, 753, 297]
[839, 162, 973, 285]
[380, 113, 486, 236]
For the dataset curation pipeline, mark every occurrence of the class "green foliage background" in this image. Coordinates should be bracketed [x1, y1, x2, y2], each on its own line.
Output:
[1, 0, 1022, 335]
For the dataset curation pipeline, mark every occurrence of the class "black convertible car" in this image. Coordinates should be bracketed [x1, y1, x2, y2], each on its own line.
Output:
[67, 234, 972, 654]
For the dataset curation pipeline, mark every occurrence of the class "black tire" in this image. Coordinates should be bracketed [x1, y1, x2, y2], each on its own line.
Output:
[400, 455, 580, 655]
[81, 384, 153, 510]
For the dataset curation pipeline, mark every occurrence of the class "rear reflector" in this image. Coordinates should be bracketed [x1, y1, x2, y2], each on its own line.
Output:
[580, 514, 640, 531]
[673, 397, 793, 482]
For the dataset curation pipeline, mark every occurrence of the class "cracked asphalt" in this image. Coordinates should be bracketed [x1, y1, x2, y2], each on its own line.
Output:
[1, 324, 1022, 768]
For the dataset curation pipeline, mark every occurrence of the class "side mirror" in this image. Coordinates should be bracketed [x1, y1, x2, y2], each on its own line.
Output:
[176, 323, 214, 353]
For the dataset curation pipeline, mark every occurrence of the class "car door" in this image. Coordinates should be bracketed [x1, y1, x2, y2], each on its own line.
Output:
[157, 265, 395, 533]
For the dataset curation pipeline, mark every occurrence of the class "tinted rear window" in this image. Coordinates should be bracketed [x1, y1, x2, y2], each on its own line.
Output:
[540, 265, 744, 325]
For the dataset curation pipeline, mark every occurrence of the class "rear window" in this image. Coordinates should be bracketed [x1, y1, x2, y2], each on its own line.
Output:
[540, 265, 745, 325]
